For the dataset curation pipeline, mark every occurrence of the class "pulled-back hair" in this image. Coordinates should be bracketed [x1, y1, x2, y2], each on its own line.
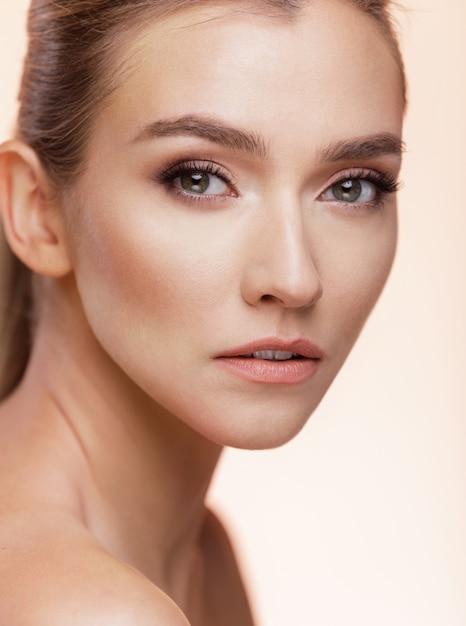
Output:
[0, 0, 406, 401]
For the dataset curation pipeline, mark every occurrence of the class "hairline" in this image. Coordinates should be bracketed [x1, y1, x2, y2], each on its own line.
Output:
[100, 0, 406, 106]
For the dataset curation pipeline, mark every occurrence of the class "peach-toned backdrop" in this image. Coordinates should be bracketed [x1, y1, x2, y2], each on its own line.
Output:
[1, 2, 464, 624]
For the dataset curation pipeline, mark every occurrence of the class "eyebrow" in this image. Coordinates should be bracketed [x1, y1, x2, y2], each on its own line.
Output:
[134, 114, 267, 158]
[134, 114, 403, 163]
[318, 133, 405, 162]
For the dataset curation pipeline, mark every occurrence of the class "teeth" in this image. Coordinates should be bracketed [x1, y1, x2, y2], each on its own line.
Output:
[252, 350, 297, 361]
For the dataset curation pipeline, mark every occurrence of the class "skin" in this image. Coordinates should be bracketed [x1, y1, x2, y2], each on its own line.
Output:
[0, 1, 404, 624]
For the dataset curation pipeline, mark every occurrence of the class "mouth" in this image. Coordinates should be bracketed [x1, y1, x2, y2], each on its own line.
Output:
[214, 339, 323, 385]
[240, 350, 304, 361]
[217, 337, 324, 360]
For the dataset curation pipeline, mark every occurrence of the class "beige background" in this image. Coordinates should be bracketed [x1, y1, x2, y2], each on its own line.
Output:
[1, 1, 465, 624]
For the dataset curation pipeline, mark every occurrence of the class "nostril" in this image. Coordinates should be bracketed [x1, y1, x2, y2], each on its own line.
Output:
[261, 294, 273, 302]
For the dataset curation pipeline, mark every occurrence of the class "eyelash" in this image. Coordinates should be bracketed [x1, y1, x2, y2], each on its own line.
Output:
[154, 160, 400, 210]
[322, 168, 401, 211]
[155, 159, 236, 203]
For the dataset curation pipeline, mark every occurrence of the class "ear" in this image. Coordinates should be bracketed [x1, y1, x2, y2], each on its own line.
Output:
[0, 140, 72, 277]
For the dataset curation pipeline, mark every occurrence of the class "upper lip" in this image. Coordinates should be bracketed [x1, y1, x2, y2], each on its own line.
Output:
[215, 338, 324, 360]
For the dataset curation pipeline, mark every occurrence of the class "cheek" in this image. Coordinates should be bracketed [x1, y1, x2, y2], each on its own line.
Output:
[76, 222, 177, 331]
[69, 202, 233, 359]
[318, 214, 397, 352]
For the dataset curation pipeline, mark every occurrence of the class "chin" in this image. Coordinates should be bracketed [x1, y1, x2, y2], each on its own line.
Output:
[199, 401, 322, 451]
[225, 420, 309, 451]
[136, 363, 336, 451]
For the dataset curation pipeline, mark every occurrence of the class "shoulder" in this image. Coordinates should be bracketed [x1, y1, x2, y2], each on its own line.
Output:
[32, 593, 191, 626]
[0, 514, 190, 626]
[39, 565, 191, 626]
[41, 592, 191, 626]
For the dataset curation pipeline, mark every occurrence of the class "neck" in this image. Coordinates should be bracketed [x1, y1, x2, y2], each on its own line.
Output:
[17, 281, 223, 606]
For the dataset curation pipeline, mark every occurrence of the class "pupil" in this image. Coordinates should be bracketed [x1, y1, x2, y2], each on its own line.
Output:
[180, 171, 210, 194]
[334, 178, 362, 202]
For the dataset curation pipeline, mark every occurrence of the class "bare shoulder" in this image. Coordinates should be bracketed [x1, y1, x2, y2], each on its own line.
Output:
[0, 514, 190, 626]
[201, 508, 255, 626]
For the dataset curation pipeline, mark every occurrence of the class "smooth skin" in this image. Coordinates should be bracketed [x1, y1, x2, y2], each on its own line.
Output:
[0, 0, 404, 624]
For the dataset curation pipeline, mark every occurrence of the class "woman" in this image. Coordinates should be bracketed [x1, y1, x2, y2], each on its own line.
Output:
[0, 0, 406, 624]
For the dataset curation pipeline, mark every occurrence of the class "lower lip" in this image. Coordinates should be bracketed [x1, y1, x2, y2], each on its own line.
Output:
[215, 357, 320, 384]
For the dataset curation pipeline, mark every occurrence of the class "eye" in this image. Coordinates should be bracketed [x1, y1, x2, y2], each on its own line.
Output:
[319, 169, 400, 210]
[175, 169, 229, 196]
[322, 178, 377, 203]
[156, 159, 236, 200]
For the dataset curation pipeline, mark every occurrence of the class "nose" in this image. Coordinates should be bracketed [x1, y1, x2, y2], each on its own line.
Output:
[241, 197, 323, 310]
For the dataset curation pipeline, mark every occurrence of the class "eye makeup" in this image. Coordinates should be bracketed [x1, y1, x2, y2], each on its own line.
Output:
[319, 167, 401, 213]
[154, 158, 238, 204]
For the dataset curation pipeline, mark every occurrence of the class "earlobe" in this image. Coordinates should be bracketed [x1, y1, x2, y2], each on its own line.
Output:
[0, 140, 72, 277]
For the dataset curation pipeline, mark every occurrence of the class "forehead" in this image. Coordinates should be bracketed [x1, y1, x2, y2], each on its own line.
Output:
[97, 0, 404, 154]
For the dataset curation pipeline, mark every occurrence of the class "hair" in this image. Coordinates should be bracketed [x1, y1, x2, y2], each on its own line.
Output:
[0, 0, 406, 402]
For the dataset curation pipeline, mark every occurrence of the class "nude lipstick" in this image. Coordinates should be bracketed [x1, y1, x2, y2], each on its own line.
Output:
[214, 338, 323, 384]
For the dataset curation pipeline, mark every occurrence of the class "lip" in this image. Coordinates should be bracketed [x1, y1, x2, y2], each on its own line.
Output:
[214, 338, 324, 385]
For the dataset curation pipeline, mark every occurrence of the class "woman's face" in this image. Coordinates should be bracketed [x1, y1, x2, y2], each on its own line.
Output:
[65, 0, 404, 448]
